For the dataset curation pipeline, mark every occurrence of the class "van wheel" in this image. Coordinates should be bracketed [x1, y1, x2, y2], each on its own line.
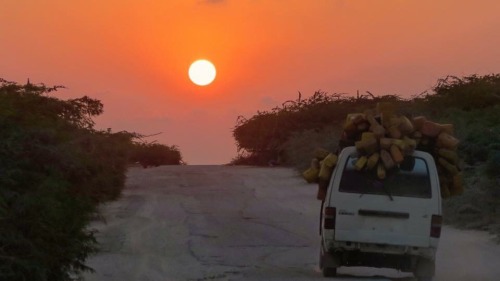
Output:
[320, 248, 338, 277]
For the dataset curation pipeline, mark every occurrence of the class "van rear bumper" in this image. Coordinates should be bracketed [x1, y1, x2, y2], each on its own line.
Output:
[331, 250, 417, 272]
[327, 240, 436, 260]
[321, 240, 435, 272]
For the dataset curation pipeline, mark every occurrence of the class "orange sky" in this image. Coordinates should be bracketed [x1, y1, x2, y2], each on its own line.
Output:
[2, 0, 500, 164]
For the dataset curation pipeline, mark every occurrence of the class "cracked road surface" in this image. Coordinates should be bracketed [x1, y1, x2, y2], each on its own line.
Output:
[83, 165, 500, 281]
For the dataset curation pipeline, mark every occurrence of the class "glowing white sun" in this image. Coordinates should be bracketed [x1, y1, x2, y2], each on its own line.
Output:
[188, 59, 216, 86]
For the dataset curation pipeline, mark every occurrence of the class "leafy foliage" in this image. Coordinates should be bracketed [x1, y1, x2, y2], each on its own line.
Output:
[425, 74, 500, 111]
[130, 142, 183, 167]
[232, 74, 500, 167]
[232, 91, 406, 165]
[0, 79, 104, 280]
[0, 79, 183, 280]
[281, 126, 341, 171]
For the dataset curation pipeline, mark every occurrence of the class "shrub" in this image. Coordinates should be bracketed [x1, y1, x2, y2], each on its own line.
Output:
[427, 74, 500, 111]
[232, 91, 406, 165]
[130, 143, 183, 167]
[281, 126, 341, 171]
[0, 79, 133, 280]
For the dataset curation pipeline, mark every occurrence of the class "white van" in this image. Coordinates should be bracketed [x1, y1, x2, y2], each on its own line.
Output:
[320, 146, 442, 281]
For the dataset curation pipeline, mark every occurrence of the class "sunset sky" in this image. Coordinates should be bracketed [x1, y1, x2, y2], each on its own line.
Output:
[2, 0, 500, 164]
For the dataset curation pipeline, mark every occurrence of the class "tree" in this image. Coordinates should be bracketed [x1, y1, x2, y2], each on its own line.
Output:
[130, 141, 183, 167]
[0, 79, 132, 280]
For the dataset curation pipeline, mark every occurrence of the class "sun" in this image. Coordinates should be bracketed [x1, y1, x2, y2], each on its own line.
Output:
[188, 59, 216, 86]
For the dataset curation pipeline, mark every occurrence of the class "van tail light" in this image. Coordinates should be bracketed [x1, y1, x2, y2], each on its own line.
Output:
[324, 207, 336, 229]
[430, 215, 442, 238]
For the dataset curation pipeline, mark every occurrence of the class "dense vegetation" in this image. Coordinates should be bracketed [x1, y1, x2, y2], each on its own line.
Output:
[232, 74, 500, 238]
[0, 79, 183, 280]
[130, 142, 183, 167]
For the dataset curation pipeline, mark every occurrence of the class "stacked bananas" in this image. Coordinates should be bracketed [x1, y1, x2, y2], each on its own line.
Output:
[302, 148, 338, 200]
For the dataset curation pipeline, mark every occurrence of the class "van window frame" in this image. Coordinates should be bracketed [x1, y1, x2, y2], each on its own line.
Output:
[337, 154, 433, 199]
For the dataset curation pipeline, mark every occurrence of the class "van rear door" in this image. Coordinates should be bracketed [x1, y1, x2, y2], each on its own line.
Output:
[329, 149, 441, 248]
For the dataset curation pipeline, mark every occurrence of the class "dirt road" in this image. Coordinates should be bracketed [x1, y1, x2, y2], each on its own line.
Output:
[83, 165, 500, 281]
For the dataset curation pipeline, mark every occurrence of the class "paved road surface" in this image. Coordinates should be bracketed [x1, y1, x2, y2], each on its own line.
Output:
[83, 165, 500, 281]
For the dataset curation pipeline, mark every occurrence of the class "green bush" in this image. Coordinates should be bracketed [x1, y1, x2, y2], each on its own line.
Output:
[232, 91, 406, 165]
[0, 79, 134, 280]
[130, 143, 183, 167]
[426, 74, 500, 111]
[232, 74, 500, 169]
[281, 126, 341, 171]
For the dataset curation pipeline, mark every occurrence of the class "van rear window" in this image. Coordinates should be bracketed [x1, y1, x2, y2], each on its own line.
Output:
[338, 155, 432, 198]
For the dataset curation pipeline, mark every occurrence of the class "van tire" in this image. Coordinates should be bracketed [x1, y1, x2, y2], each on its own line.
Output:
[414, 258, 435, 280]
[320, 248, 338, 277]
